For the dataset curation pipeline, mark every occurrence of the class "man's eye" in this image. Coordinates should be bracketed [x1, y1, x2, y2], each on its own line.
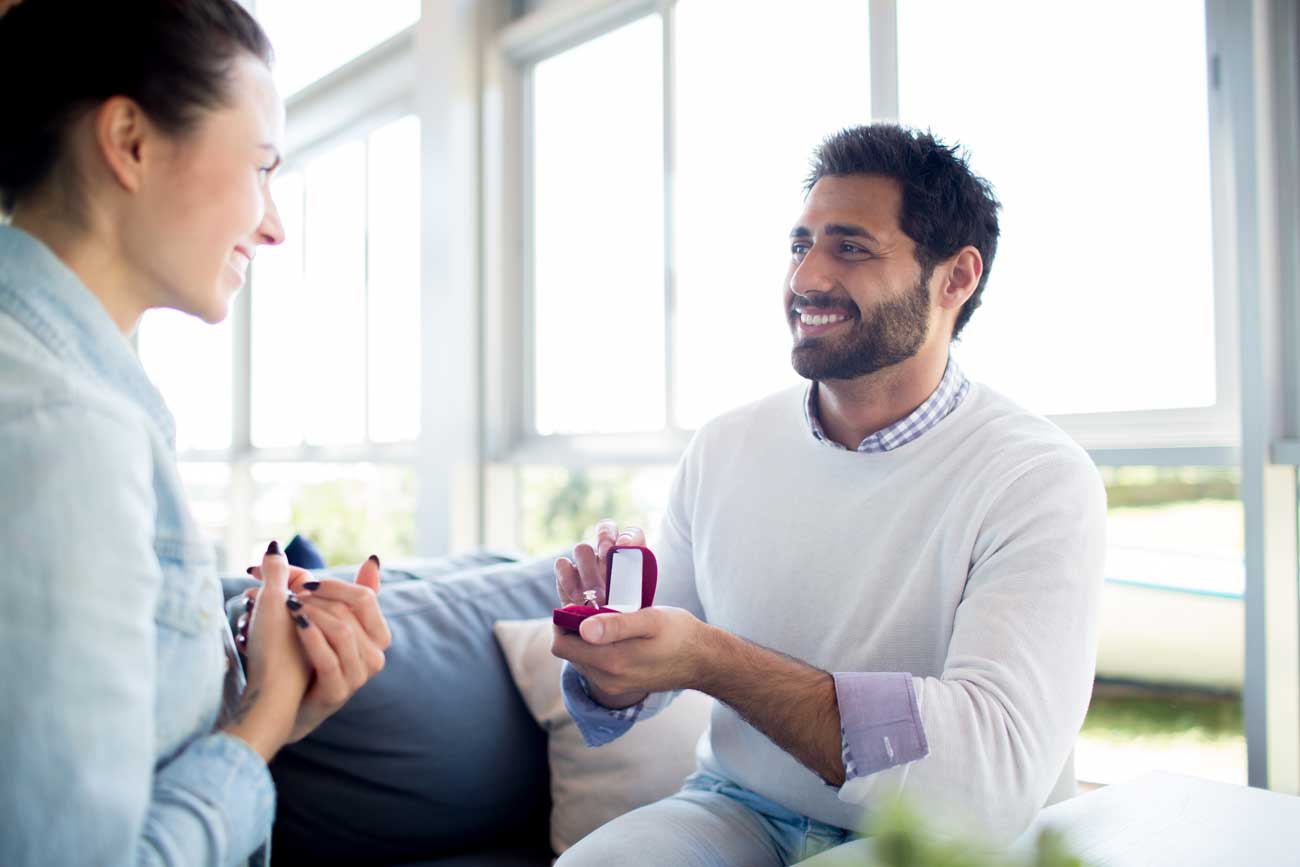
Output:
[840, 243, 868, 255]
[791, 243, 810, 256]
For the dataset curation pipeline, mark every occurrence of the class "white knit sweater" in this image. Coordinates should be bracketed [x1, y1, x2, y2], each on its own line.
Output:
[651, 382, 1108, 841]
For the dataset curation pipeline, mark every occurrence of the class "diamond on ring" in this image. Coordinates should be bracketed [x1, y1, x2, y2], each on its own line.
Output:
[583, 589, 599, 608]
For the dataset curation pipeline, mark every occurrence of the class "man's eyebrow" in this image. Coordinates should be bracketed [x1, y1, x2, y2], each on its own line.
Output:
[823, 223, 879, 243]
[787, 224, 880, 243]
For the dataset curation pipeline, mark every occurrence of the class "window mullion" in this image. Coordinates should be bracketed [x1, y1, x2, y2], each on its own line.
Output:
[661, 0, 678, 432]
[868, 0, 899, 121]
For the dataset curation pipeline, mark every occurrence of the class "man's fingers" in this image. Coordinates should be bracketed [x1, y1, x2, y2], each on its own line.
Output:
[555, 557, 584, 605]
[594, 519, 620, 559]
[551, 627, 600, 667]
[572, 543, 604, 601]
[355, 554, 382, 592]
[578, 609, 658, 645]
[615, 526, 646, 547]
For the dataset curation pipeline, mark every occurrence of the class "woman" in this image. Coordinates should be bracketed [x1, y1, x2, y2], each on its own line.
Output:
[0, 1, 391, 864]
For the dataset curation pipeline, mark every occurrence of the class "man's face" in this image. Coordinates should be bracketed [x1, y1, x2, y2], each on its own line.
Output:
[785, 174, 933, 382]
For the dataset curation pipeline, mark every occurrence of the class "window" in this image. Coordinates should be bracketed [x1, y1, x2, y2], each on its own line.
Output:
[248, 462, 415, 567]
[252, 115, 422, 448]
[514, 464, 675, 557]
[527, 2, 875, 436]
[531, 16, 666, 435]
[672, 0, 871, 427]
[496, 0, 1259, 790]
[137, 309, 232, 451]
[255, 0, 420, 97]
[896, 0, 1218, 418]
[1081, 466, 1245, 785]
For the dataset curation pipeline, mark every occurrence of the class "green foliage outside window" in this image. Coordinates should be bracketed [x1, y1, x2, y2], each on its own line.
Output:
[289, 473, 415, 566]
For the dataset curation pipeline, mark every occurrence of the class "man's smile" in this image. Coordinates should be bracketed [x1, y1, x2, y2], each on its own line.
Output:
[793, 306, 856, 338]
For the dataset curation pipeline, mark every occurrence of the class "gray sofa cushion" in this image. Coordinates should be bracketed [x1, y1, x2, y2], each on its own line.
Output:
[242, 554, 560, 866]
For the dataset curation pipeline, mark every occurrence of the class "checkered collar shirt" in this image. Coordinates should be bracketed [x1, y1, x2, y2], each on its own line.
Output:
[803, 358, 970, 453]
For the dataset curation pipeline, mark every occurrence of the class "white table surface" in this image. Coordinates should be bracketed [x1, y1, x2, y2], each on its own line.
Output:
[1012, 771, 1300, 866]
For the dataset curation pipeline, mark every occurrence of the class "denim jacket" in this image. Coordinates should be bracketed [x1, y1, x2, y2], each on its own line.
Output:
[0, 226, 274, 865]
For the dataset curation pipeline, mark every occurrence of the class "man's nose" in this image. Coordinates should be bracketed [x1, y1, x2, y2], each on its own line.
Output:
[789, 248, 836, 297]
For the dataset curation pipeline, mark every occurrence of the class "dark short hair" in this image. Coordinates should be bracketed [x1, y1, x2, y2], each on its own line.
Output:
[805, 125, 1000, 339]
[0, 0, 273, 216]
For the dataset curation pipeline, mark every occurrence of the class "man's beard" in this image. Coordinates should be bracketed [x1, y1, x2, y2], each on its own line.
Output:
[789, 276, 931, 382]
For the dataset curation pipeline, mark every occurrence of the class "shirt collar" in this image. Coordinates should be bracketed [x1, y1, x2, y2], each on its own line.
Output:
[0, 225, 176, 447]
[804, 358, 970, 453]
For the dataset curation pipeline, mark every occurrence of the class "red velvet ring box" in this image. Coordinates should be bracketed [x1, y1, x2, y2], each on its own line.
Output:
[553, 545, 658, 632]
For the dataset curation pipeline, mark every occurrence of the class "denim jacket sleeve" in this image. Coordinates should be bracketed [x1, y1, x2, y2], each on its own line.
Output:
[0, 398, 275, 866]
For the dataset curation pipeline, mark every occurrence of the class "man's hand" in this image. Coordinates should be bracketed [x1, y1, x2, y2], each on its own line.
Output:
[554, 518, 645, 607]
[551, 522, 847, 785]
[551, 605, 715, 708]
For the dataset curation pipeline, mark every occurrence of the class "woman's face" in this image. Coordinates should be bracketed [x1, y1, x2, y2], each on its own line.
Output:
[124, 53, 286, 324]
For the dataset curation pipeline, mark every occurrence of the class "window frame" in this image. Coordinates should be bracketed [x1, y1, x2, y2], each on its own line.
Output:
[487, 0, 1300, 795]
[489, 0, 1243, 469]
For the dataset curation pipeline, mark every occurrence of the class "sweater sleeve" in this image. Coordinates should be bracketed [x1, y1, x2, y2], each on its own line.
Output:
[836, 453, 1108, 843]
[0, 401, 274, 866]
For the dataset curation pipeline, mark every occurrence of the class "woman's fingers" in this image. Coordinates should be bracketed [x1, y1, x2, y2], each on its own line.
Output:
[298, 596, 386, 670]
[290, 609, 350, 706]
[246, 564, 314, 591]
[297, 602, 370, 694]
[296, 578, 389, 649]
[355, 554, 381, 593]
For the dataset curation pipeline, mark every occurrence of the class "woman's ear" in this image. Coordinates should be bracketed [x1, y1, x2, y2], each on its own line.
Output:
[93, 96, 153, 195]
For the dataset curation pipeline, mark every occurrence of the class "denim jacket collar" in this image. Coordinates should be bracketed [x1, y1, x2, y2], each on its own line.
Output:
[0, 224, 176, 448]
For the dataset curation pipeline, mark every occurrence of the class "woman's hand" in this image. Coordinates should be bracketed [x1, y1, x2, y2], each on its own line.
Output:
[239, 554, 390, 743]
[222, 541, 311, 761]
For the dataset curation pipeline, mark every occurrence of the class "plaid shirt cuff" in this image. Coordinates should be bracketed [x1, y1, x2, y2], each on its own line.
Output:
[834, 671, 929, 779]
[560, 661, 680, 747]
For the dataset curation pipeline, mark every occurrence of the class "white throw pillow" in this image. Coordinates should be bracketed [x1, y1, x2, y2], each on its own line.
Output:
[493, 617, 713, 855]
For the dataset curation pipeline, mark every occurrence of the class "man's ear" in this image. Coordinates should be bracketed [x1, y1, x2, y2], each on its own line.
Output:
[93, 96, 153, 195]
[934, 245, 983, 314]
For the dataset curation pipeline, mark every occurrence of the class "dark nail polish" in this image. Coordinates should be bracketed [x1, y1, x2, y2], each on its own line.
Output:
[266, 540, 281, 556]
[368, 554, 381, 568]
[295, 614, 310, 629]
[303, 580, 320, 591]
[243, 597, 253, 612]
[246, 566, 254, 575]
[286, 597, 303, 611]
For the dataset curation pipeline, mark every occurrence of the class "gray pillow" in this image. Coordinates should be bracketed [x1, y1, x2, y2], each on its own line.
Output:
[261, 555, 561, 865]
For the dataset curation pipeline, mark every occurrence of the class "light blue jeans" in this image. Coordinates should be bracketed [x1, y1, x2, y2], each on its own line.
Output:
[556, 771, 861, 867]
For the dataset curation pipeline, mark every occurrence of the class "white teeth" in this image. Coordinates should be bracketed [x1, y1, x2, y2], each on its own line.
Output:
[799, 312, 848, 326]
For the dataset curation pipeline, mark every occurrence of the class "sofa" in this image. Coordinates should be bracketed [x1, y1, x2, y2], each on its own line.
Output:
[221, 550, 711, 867]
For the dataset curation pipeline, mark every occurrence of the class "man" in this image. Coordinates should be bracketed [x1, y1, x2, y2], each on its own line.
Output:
[551, 124, 1107, 866]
